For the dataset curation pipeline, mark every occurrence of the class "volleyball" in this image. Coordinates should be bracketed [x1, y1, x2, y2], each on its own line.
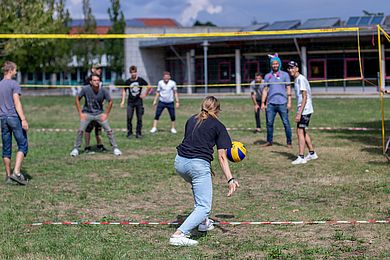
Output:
[227, 141, 247, 163]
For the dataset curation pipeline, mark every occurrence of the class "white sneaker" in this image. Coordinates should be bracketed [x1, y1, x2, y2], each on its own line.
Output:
[305, 152, 318, 161]
[70, 148, 79, 157]
[170, 128, 177, 134]
[169, 234, 198, 246]
[292, 156, 307, 165]
[113, 148, 122, 156]
[150, 127, 157, 133]
[198, 218, 215, 232]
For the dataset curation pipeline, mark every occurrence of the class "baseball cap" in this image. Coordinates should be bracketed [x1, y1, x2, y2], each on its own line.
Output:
[92, 63, 102, 69]
[287, 61, 298, 68]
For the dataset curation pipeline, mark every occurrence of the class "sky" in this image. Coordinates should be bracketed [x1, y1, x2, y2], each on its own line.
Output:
[66, 0, 390, 27]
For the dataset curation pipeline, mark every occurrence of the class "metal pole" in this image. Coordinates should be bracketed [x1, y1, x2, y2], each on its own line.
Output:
[202, 40, 209, 95]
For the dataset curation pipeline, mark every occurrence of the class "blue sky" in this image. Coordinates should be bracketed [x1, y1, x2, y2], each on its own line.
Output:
[66, 0, 390, 27]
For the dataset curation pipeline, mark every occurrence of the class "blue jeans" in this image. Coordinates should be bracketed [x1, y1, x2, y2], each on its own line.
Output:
[1, 116, 28, 158]
[266, 103, 292, 145]
[174, 155, 212, 235]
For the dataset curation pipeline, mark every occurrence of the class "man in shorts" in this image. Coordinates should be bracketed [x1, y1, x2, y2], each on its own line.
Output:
[287, 61, 318, 165]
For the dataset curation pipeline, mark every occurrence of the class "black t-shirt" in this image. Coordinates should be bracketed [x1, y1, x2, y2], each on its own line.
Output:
[176, 115, 232, 163]
[125, 77, 148, 102]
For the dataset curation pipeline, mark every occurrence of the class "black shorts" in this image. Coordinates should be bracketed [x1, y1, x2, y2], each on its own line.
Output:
[85, 120, 102, 135]
[297, 114, 311, 129]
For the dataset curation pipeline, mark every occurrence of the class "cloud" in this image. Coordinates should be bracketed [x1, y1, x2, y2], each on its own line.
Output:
[179, 0, 223, 26]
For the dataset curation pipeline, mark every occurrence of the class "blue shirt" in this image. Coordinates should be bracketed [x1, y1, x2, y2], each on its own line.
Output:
[0, 79, 21, 118]
[264, 71, 291, 105]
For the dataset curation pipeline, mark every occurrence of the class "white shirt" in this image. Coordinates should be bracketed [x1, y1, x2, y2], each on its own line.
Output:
[157, 79, 177, 103]
[294, 74, 313, 115]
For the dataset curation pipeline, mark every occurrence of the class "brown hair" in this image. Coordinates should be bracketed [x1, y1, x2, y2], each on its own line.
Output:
[129, 65, 137, 72]
[2, 61, 16, 75]
[162, 71, 171, 76]
[255, 72, 262, 77]
[195, 96, 221, 125]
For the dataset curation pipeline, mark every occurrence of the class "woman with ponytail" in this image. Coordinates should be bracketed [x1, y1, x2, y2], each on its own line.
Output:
[170, 96, 239, 246]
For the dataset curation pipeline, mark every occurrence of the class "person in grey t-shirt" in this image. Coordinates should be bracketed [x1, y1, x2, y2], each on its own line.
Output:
[70, 74, 122, 157]
[249, 73, 265, 133]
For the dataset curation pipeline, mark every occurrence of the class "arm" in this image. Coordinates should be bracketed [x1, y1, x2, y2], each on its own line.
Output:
[75, 96, 86, 121]
[152, 92, 160, 107]
[217, 149, 239, 197]
[174, 90, 180, 108]
[120, 89, 126, 108]
[286, 84, 292, 110]
[13, 94, 28, 131]
[261, 87, 268, 111]
[100, 99, 113, 122]
[295, 90, 307, 123]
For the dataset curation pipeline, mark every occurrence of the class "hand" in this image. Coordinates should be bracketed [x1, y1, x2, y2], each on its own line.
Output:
[227, 180, 240, 197]
[80, 113, 87, 121]
[295, 113, 301, 123]
[21, 119, 28, 131]
[260, 103, 266, 111]
[176, 102, 180, 108]
[120, 102, 125, 108]
[100, 113, 108, 122]
[287, 102, 292, 111]
[254, 104, 260, 112]
[153, 101, 157, 107]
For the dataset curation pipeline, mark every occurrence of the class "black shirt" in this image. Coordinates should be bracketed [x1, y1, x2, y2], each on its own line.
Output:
[177, 115, 232, 163]
[125, 77, 148, 103]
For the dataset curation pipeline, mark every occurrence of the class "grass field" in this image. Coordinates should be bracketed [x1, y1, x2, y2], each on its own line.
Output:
[1, 96, 390, 259]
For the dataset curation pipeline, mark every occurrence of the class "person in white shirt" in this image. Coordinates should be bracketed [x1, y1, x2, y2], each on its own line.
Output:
[287, 61, 318, 165]
[150, 71, 180, 134]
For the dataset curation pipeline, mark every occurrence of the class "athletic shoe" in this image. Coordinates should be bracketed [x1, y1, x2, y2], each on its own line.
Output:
[292, 156, 307, 165]
[10, 173, 27, 185]
[150, 127, 157, 133]
[96, 145, 108, 152]
[305, 152, 318, 161]
[198, 218, 215, 232]
[113, 148, 122, 156]
[136, 134, 143, 139]
[70, 148, 79, 157]
[169, 234, 198, 246]
[170, 128, 177, 134]
[84, 146, 94, 154]
[5, 176, 14, 185]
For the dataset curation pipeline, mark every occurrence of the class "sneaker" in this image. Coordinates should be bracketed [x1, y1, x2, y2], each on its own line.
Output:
[113, 148, 122, 156]
[84, 146, 95, 154]
[136, 134, 143, 139]
[150, 127, 157, 133]
[70, 148, 79, 157]
[198, 218, 215, 232]
[170, 128, 177, 134]
[5, 176, 14, 185]
[305, 152, 318, 161]
[292, 156, 307, 165]
[10, 173, 27, 185]
[96, 145, 108, 152]
[169, 234, 198, 246]
[127, 134, 133, 139]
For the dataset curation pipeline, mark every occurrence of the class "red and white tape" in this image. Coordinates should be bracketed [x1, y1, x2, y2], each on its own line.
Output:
[30, 219, 390, 226]
[34, 127, 381, 133]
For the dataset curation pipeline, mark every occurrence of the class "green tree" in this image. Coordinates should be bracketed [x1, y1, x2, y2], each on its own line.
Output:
[105, 0, 126, 78]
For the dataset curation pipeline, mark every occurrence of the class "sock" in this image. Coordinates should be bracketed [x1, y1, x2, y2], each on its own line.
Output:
[309, 151, 315, 155]
[299, 154, 304, 159]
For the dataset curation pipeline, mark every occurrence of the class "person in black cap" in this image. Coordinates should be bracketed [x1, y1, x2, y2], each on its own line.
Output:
[287, 61, 318, 165]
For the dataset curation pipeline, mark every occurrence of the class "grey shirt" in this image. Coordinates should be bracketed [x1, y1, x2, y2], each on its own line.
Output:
[0, 79, 21, 118]
[249, 79, 265, 102]
[78, 85, 111, 115]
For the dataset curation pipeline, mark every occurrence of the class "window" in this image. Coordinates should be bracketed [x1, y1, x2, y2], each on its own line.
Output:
[218, 61, 231, 82]
[308, 59, 326, 79]
[386, 58, 390, 79]
[344, 58, 362, 78]
[244, 61, 259, 81]
[195, 62, 204, 83]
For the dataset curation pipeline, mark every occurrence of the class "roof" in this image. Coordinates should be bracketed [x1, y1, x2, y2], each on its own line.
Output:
[346, 15, 385, 26]
[240, 23, 269, 32]
[129, 18, 180, 27]
[298, 17, 340, 29]
[262, 20, 300, 30]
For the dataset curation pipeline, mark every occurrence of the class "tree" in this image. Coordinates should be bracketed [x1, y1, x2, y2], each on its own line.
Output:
[105, 0, 126, 78]
[193, 20, 217, 27]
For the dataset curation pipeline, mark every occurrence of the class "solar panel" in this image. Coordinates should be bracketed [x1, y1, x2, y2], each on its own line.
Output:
[370, 16, 384, 25]
[298, 18, 340, 29]
[346, 17, 359, 26]
[263, 20, 300, 30]
[358, 16, 371, 26]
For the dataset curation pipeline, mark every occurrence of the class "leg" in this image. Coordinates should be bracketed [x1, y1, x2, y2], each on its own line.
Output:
[97, 117, 118, 149]
[265, 104, 277, 144]
[1, 118, 12, 177]
[8, 117, 28, 174]
[305, 131, 314, 151]
[74, 115, 93, 150]
[127, 103, 135, 136]
[278, 104, 292, 145]
[167, 102, 176, 130]
[135, 100, 144, 136]
[152, 101, 165, 130]
[297, 128, 306, 156]
[255, 101, 261, 130]
[95, 124, 103, 145]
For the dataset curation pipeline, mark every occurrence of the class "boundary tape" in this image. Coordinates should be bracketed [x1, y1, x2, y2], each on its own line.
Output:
[30, 219, 390, 226]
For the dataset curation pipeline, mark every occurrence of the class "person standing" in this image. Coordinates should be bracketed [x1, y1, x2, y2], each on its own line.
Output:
[70, 74, 122, 157]
[261, 54, 292, 147]
[0, 61, 29, 185]
[120, 65, 150, 139]
[170, 96, 239, 246]
[150, 71, 180, 134]
[83, 63, 107, 153]
[250, 73, 265, 133]
[288, 61, 318, 164]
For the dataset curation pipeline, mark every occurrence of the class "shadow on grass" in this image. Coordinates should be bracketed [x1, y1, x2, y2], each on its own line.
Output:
[253, 140, 284, 147]
[271, 151, 296, 160]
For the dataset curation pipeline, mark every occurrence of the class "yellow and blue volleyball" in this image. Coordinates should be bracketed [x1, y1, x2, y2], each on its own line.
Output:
[227, 141, 247, 163]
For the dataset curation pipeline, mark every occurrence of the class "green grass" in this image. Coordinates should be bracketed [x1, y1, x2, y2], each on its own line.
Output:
[1, 96, 390, 259]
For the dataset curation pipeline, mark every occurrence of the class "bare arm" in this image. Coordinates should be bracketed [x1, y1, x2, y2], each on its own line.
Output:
[261, 87, 269, 110]
[13, 94, 28, 131]
[120, 89, 126, 107]
[218, 149, 239, 197]
[152, 92, 160, 106]
[295, 90, 307, 123]
[174, 90, 180, 108]
[286, 84, 292, 110]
